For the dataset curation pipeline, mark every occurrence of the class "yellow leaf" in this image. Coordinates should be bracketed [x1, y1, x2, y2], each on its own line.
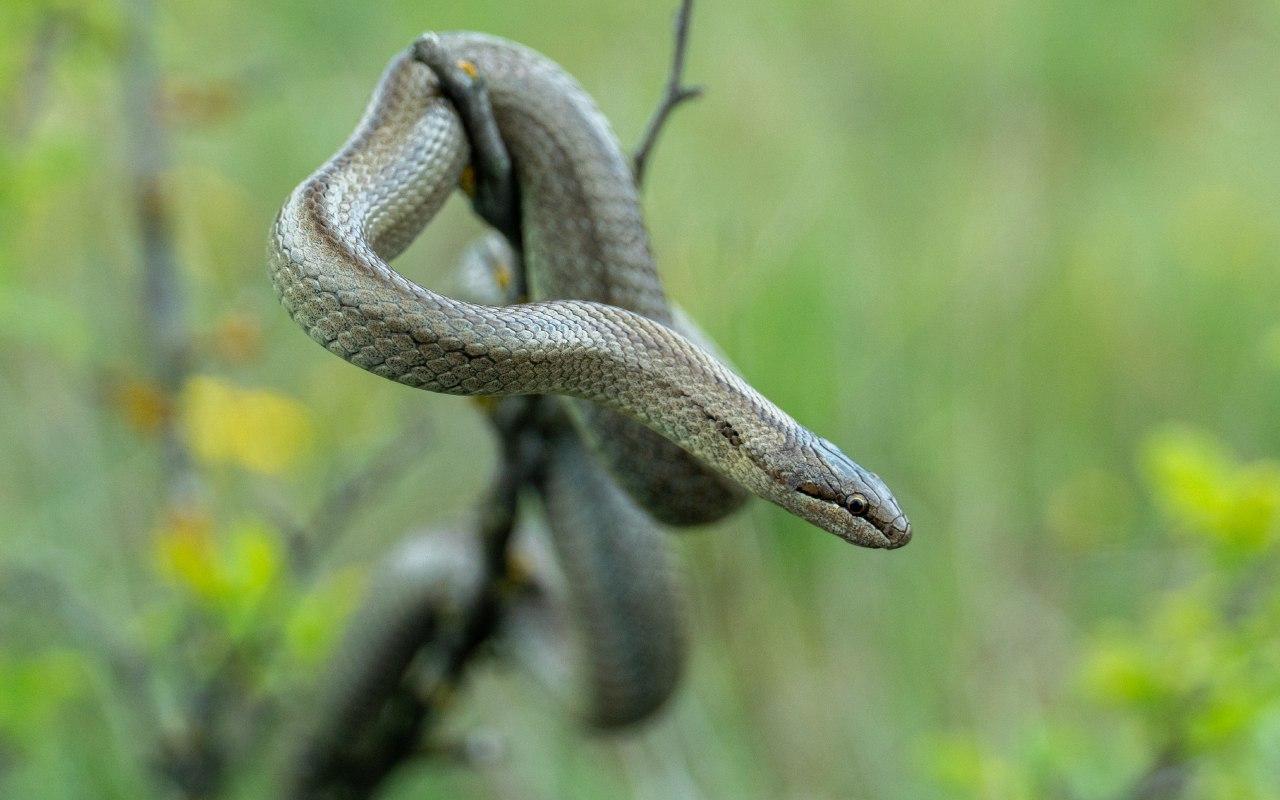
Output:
[160, 77, 244, 129]
[153, 509, 226, 601]
[181, 376, 314, 475]
[1187, 689, 1256, 752]
[154, 514, 287, 623]
[926, 734, 1031, 800]
[1141, 427, 1233, 533]
[1220, 463, 1280, 551]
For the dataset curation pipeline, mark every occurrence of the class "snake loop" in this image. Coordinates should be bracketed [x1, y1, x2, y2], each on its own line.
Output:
[269, 32, 911, 549]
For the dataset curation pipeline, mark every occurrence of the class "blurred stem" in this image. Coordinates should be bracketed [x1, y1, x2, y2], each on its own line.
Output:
[121, 2, 218, 798]
[5, 10, 67, 147]
[1122, 743, 1187, 800]
[121, 0, 198, 508]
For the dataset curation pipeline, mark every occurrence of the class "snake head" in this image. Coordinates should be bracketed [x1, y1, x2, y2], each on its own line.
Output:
[781, 437, 911, 549]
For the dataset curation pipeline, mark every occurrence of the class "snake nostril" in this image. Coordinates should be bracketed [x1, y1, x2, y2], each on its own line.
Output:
[885, 516, 912, 548]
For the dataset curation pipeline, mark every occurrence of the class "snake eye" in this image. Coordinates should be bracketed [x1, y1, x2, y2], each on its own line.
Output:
[846, 493, 869, 516]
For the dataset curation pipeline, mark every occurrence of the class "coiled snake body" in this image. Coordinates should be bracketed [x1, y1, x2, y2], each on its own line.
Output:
[271, 31, 910, 752]
[270, 32, 910, 549]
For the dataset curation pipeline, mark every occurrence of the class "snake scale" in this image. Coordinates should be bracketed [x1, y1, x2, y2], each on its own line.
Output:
[270, 30, 910, 754]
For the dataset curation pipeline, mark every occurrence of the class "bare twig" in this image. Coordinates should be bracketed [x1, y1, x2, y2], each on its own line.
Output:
[279, 416, 435, 576]
[414, 35, 523, 255]
[121, 3, 222, 797]
[632, 0, 704, 188]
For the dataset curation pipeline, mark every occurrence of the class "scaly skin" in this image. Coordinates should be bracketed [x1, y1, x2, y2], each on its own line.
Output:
[457, 245, 686, 728]
[533, 406, 686, 728]
[268, 32, 910, 549]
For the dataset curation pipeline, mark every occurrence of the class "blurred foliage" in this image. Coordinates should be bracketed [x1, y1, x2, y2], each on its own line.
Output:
[2, 0, 1280, 797]
[934, 430, 1280, 799]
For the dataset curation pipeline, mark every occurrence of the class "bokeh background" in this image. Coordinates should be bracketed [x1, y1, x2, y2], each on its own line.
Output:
[4, 0, 1280, 798]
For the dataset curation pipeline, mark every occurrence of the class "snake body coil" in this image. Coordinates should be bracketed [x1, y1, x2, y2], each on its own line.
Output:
[270, 33, 911, 549]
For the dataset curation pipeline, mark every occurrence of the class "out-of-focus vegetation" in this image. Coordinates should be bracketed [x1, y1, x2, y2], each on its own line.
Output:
[935, 430, 1280, 799]
[2, 0, 1279, 798]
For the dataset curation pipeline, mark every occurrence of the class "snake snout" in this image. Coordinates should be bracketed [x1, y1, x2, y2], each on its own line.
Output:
[882, 514, 912, 549]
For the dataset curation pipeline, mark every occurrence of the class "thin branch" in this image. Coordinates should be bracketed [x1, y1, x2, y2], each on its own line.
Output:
[283, 398, 546, 800]
[632, 0, 704, 188]
[414, 35, 523, 257]
[280, 415, 435, 576]
[121, 3, 220, 797]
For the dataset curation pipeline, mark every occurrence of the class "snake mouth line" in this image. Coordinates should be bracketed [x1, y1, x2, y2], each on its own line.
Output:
[795, 481, 866, 520]
[794, 483, 911, 549]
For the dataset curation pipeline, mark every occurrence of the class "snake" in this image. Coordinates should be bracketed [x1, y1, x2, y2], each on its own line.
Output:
[268, 31, 912, 550]
[273, 32, 911, 785]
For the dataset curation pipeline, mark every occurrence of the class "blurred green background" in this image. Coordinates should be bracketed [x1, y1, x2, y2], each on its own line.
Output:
[4, 0, 1280, 798]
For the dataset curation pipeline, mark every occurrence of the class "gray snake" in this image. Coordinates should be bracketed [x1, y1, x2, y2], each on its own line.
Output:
[269, 32, 910, 548]
[270, 31, 910, 748]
